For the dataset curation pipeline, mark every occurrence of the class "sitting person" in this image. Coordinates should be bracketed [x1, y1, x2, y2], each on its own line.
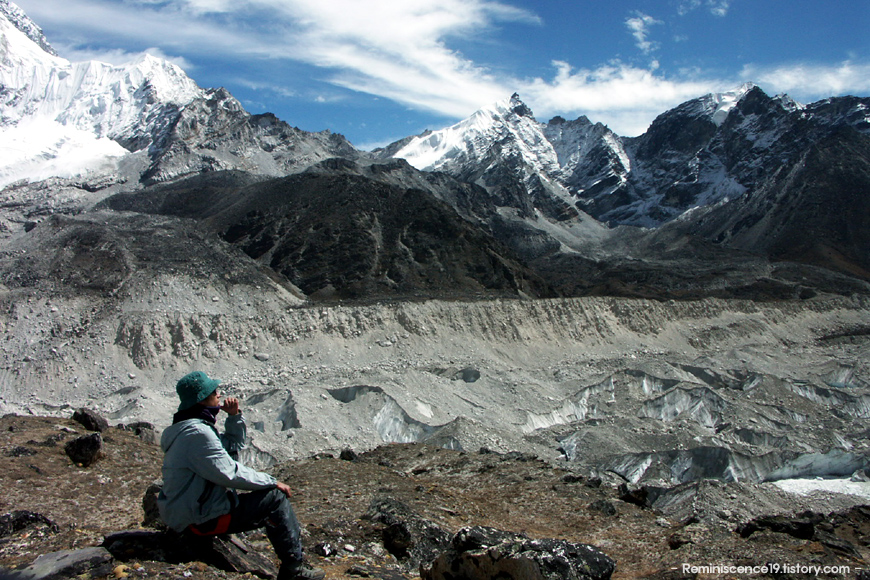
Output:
[157, 371, 324, 580]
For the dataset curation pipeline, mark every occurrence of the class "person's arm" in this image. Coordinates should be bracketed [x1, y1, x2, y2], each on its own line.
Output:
[218, 397, 246, 459]
[275, 481, 293, 497]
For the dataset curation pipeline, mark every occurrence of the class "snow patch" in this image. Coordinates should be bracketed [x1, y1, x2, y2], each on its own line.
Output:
[774, 478, 870, 500]
[0, 117, 128, 187]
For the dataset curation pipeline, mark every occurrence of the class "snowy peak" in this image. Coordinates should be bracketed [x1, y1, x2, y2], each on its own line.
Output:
[697, 82, 757, 126]
[0, 0, 56, 56]
[391, 94, 631, 223]
[507, 92, 534, 118]
[0, 4, 65, 72]
[394, 93, 542, 170]
[0, 2, 206, 187]
[0, 2, 360, 191]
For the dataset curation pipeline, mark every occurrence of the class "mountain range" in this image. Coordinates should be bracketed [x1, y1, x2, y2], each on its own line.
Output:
[3, 9, 870, 573]
[1, 0, 869, 302]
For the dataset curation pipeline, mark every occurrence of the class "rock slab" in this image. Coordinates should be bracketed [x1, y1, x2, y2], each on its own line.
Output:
[0, 547, 113, 580]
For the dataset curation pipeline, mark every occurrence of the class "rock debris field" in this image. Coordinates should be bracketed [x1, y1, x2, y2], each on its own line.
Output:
[1, 202, 870, 577]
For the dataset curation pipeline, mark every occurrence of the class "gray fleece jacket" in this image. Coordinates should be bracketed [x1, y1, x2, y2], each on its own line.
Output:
[157, 413, 276, 532]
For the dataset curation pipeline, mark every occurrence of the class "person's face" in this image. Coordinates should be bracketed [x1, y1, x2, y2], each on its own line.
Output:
[200, 389, 220, 407]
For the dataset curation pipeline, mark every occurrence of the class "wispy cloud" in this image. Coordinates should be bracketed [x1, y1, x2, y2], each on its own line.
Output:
[55, 44, 194, 69]
[678, 0, 731, 17]
[12, 0, 870, 139]
[625, 12, 662, 55]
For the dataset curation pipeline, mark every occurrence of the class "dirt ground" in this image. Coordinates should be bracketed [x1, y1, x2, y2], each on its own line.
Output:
[1, 414, 869, 580]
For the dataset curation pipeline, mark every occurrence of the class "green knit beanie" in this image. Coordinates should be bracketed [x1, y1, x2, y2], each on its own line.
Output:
[176, 371, 221, 411]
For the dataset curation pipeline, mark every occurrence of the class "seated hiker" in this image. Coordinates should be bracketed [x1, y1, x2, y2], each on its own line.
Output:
[157, 371, 325, 580]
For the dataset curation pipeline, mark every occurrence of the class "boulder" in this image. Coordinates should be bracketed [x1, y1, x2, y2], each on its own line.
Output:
[64, 432, 102, 467]
[0, 511, 59, 538]
[141, 481, 166, 530]
[339, 448, 359, 462]
[71, 408, 109, 432]
[617, 483, 666, 508]
[117, 421, 158, 444]
[588, 500, 617, 517]
[737, 511, 823, 540]
[421, 526, 616, 580]
[454, 367, 481, 383]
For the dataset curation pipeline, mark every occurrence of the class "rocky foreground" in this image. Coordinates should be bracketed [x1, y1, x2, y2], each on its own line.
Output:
[2, 412, 870, 580]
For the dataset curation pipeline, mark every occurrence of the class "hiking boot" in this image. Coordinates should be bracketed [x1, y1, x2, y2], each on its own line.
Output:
[277, 560, 325, 580]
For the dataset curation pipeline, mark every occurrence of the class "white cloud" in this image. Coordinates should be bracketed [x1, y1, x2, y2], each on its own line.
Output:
[708, 1, 731, 17]
[741, 60, 870, 99]
[625, 12, 662, 55]
[57, 44, 193, 70]
[521, 61, 722, 135]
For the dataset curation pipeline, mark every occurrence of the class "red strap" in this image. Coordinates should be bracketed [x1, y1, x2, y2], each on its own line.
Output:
[188, 513, 232, 536]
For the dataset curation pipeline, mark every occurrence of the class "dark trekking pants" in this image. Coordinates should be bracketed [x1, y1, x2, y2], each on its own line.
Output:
[189, 488, 303, 564]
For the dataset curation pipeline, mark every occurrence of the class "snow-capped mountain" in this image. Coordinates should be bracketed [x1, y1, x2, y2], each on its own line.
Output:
[0, 0, 357, 191]
[0, 0, 56, 56]
[0, 1, 203, 187]
[388, 85, 870, 229]
[390, 93, 606, 221]
[2, 1, 869, 293]
[388, 87, 757, 227]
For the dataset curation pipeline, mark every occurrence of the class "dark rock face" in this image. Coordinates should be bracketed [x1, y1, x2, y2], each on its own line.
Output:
[216, 171, 553, 301]
[104, 163, 555, 301]
[63, 433, 102, 467]
[364, 497, 451, 572]
[682, 125, 870, 279]
[421, 525, 616, 580]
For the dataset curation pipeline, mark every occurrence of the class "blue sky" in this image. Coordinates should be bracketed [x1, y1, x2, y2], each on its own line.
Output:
[13, 0, 870, 149]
